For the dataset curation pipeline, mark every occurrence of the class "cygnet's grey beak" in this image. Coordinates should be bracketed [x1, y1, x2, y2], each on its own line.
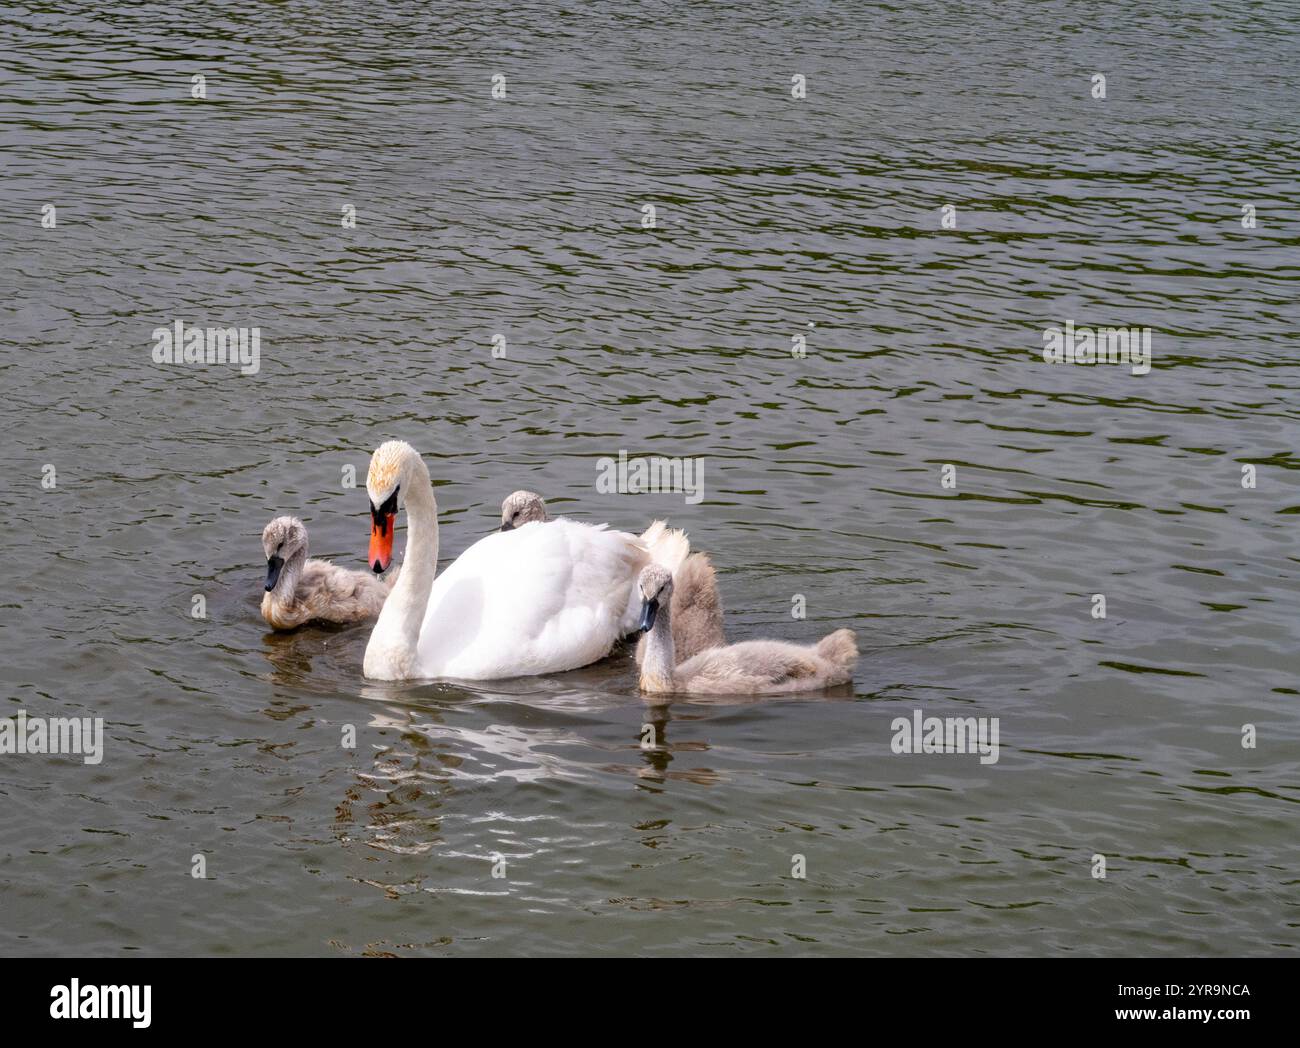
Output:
[637, 597, 659, 634]
[265, 555, 284, 592]
[499, 519, 514, 532]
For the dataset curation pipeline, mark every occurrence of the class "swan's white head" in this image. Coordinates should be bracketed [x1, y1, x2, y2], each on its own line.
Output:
[366, 440, 414, 574]
[636, 564, 674, 633]
[262, 516, 307, 592]
[500, 490, 548, 531]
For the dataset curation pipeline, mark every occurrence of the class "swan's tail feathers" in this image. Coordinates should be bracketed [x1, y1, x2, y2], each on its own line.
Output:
[637, 519, 665, 548]
[640, 520, 691, 575]
[815, 629, 859, 676]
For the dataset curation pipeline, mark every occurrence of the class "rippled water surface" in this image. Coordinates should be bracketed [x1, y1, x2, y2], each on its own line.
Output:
[2, 1, 1298, 956]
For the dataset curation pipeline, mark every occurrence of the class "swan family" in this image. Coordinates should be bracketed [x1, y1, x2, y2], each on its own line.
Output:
[258, 441, 859, 697]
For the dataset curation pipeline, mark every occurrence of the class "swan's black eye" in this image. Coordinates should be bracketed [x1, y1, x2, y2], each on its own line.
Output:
[277, 542, 283, 551]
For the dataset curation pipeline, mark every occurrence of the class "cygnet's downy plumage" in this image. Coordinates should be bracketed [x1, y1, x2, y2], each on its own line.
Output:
[261, 516, 394, 630]
[635, 565, 857, 696]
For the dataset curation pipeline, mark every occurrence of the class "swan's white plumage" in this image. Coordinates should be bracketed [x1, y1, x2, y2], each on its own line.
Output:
[417, 519, 646, 679]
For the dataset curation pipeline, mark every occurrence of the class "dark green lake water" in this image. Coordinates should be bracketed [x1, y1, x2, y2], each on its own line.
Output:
[2, 1, 1297, 955]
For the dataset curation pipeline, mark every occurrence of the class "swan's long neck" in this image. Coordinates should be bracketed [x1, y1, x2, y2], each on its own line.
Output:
[365, 458, 438, 678]
[262, 547, 308, 628]
[274, 548, 306, 604]
[640, 598, 676, 693]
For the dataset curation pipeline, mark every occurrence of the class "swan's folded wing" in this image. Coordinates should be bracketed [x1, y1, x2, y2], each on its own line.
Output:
[418, 519, 646, 679]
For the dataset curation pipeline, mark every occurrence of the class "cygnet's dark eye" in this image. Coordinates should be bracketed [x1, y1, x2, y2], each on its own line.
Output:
[277, 542, 283, 551]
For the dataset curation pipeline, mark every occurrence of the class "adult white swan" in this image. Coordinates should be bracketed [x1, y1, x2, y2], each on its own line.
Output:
[362, 441, 689, 681]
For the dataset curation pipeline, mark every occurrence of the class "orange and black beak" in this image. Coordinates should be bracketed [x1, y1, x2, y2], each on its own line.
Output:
[369, 490, 398, 573]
